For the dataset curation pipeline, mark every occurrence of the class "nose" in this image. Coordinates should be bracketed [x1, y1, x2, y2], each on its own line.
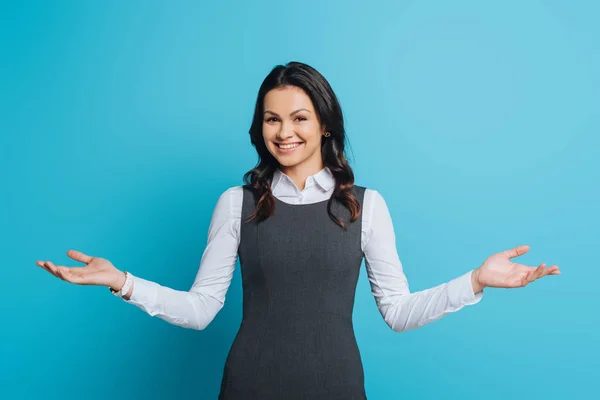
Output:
[276, 121, 294, 141]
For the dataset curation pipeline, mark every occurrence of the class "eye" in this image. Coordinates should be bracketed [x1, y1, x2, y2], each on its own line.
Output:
[295, 116, 307, 121]
[265, 117, 279, 123]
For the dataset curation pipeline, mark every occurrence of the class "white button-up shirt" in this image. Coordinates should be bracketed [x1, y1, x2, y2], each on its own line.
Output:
[123, 167, 483, 331]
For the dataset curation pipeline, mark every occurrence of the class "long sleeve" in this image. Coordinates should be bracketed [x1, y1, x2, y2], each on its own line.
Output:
[361, 189, 483, 332]
[122, 186, 243, 330]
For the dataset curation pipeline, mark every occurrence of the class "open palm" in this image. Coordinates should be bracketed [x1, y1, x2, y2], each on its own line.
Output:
[476, 245, 560, 289]
[36, 250, 120, 288]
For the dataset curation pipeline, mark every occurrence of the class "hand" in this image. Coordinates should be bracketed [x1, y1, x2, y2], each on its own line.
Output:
[473, 245, 560, 290]
[36, 250, 124, 290]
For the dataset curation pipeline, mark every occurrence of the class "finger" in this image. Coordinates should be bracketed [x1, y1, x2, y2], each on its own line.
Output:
[530, 269, 539, 281]
[37, 261, 54, 275]
[523, 266, 541, 284]
[520, 271, 531, 287]
[43, 261, 61, 279]
[516, 263, 543, 281]
[541, 265, 561, 277]
[50, 262, 90, 284]
[40, 260, 87, 272]
[528, 263, 561, 281]
[536, 263, 560, 279]
[502, 245, 530, 260]
[533, 263, 546, 280]
[547, 264, 560, 273]
[56, 266, 87, 284]
[67, 250, 93, 265]
[46, 261, 66, 280]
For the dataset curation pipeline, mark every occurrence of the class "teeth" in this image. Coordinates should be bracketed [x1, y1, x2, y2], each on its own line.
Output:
[279, 143, 301, 149]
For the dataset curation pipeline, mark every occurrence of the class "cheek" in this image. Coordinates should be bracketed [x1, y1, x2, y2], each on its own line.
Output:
[262, 124, 276, 142]
[297, 123, 322, 142]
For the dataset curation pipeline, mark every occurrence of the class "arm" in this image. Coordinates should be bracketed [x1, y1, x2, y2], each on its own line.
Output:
[362, 189, 483, 333]
[114, 186, 243, 330]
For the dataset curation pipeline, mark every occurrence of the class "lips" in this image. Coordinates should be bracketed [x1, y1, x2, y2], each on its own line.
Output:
[276, 142, 303, 147]
[275, 141, 304, 153]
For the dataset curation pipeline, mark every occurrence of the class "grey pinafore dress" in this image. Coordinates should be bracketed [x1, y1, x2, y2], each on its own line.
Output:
[218, 184, 368, 399]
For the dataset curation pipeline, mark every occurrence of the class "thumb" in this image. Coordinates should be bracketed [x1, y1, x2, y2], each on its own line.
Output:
[501, 245, 530, 259]
[67, 249, 94, 264]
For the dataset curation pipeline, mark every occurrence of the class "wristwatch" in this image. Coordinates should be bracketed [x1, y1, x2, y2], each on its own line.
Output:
[110, 271, 133, 298]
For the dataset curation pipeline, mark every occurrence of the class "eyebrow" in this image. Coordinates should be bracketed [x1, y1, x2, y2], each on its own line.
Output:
[263, 108, 311, 116]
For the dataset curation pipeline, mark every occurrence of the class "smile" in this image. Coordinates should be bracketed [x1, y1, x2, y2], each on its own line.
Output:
[276, 142, 304, 153]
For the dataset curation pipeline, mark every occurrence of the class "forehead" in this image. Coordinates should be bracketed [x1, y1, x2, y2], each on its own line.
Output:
[263, 86, 315, 111]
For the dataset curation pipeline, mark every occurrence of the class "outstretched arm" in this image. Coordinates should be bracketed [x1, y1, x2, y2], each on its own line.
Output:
[362, 189, 560, 332]
[121, 187, 242, 330]
[37, 186, 243, 331]
[361, 189, 483, 332]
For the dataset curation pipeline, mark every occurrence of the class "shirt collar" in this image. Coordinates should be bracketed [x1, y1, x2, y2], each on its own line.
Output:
[313, 167, 336, 191]
[271, 166, 335, 193]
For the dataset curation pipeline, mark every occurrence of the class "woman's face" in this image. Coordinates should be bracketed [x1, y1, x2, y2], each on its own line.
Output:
[262, 85, 327, 172]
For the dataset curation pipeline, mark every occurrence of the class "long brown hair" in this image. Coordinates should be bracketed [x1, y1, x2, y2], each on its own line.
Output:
[243, 61, 360, 230]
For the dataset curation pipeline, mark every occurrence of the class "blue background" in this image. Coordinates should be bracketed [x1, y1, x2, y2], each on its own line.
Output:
[1, 0, 598, 398]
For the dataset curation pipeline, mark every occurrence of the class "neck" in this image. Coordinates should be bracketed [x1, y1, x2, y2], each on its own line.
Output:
[280, 160, 325, 192]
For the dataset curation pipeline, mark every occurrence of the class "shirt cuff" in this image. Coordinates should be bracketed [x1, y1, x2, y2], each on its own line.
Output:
[125, 274, 158, 308]
[446, 269, 484, 309]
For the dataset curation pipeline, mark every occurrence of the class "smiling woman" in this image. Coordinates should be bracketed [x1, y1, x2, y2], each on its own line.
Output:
[244, 62, 361, 230]
[263, 93, 321, 170]
[35, 61, 560, 400]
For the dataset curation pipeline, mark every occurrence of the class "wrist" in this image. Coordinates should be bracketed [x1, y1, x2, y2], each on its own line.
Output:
[472, 268, 486, 293]
[110, 270, 127, 292]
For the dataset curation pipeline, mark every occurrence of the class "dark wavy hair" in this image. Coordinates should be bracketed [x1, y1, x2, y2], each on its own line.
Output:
[243, 61, 360, 230]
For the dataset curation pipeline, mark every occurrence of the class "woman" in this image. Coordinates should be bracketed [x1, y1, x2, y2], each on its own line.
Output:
[36, 61, 560, 399]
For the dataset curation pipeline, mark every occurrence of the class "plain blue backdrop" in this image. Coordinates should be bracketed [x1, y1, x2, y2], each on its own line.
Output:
[1, 0, 598, 398]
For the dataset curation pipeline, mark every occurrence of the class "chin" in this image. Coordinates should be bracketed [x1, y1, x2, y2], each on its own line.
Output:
[273, 155, 301, 166]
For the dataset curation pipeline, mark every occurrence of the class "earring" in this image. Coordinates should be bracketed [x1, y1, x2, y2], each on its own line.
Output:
[324, 132, 331, 137]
